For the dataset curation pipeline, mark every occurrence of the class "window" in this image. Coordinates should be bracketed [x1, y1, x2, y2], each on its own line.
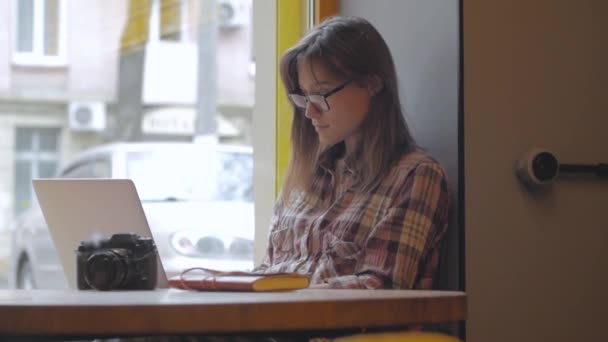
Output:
[14, 127, 61, 215]
[13, 0, 66, 66]
[2, 0, 267, 289]
[149, 0, 188, 43]
[2, 0, 278, 291]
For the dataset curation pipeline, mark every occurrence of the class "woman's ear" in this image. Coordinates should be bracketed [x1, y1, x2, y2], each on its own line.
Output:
[367, 75, 384, 95]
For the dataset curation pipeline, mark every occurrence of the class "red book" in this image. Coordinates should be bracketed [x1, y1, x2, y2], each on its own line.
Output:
[169, 267, 310, 292]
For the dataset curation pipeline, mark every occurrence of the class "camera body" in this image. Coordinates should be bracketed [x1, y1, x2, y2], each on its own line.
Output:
[516, 148, 560, 188]
[76, 233, 158, 290]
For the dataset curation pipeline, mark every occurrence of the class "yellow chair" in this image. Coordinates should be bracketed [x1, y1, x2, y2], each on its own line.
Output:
[333, 332, 462, 342]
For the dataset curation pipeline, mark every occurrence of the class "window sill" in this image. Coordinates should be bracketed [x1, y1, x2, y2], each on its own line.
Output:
[12, 54, 68, 68]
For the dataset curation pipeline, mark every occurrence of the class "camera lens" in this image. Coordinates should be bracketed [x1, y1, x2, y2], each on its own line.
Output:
[85, 250, 130, 291]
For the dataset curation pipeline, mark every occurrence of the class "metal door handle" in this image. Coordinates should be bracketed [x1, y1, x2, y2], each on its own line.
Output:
[559, 163, 608, 177]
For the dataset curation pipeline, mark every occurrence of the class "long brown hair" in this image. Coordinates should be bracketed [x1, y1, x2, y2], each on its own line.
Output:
[279, 16, 415, 205]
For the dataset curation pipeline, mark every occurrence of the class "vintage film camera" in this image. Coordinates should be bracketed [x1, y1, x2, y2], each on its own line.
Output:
[76, 233, 158, 290]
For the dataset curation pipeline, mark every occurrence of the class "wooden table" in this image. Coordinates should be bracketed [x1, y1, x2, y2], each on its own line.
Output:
[0, 289, 466, 339]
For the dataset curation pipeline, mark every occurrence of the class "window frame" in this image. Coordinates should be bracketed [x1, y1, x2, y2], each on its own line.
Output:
[252, 0, 338, 266]
[13, 127, 62, 214]
[11, 0, 68, 67]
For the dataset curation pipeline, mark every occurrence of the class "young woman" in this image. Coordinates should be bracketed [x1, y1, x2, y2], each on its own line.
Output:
[255, 16, 450, 290]
[112, 15, 451, 342]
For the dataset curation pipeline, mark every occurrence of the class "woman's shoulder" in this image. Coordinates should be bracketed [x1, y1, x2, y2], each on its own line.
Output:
[380, 148, 449, 194]
[373, 148, 450, 209]
[392, 148, 447, 176]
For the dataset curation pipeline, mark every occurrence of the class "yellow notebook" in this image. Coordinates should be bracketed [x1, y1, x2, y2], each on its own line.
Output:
[169, 267, 310, 292]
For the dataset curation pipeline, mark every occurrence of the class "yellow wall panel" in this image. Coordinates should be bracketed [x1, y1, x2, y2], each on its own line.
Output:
[275, 0, 339, 195]
[276, 0, 304, 194]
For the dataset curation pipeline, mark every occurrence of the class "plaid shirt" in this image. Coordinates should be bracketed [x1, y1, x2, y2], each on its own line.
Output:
[255, 148, 450, 289]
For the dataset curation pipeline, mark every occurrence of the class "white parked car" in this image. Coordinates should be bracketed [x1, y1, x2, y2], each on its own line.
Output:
[9, 142, 254, 289]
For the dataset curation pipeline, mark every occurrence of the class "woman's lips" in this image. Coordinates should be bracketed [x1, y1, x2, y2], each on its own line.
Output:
[313, 123, 329, 131]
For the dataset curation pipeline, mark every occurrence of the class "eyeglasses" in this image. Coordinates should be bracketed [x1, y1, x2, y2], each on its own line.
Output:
[288, 80, 351, 112]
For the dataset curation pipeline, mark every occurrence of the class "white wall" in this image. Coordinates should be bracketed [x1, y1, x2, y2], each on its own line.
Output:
[0, 0, 123, 102]
[465, 0, 608, 340]
[0, 0, 10, 93]
[67, 0, 124, 102]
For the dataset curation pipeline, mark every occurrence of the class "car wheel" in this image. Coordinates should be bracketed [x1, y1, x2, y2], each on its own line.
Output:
[17, 257, 37, 289]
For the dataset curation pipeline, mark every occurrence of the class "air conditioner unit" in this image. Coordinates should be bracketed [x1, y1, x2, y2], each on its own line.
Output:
[218, 0, 248, 29]
[68, 101, 106, 132]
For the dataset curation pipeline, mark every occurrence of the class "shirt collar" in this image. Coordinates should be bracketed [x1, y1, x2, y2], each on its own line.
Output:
[317, 142, 357, 176]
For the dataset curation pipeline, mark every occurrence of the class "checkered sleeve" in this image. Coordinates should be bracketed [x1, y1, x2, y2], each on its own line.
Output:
[326, 162, 450, 289]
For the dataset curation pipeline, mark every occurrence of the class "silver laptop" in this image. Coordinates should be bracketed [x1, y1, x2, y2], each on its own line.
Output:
[32, 178, 169, 289]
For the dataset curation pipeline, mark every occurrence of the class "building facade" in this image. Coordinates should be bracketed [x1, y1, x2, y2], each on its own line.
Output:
[0, 0, 253, 247]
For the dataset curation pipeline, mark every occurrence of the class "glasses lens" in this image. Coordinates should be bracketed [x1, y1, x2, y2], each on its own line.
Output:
[308, 95, 329, 111]
[288, 94, 307, 108]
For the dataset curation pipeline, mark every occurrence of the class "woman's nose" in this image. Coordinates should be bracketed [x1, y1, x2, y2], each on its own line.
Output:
[304, 102, 321, 119]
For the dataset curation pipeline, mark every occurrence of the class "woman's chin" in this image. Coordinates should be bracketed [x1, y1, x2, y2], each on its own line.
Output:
[318, 136, 337, 146]
[317, 133, 341, 146]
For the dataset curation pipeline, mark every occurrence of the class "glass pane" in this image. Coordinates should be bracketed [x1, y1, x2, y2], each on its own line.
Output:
[17, 0, 34, 52]
[44, 0, 60, 55]
[14, 160, 32, 215]
[2, 0, 260, 290]
[217, 151, 253, 202]
[126, 149, 221, 201]
[15, 127, 34, 152]
[39, 161, 57, 178]
[38, 128, 60, 152]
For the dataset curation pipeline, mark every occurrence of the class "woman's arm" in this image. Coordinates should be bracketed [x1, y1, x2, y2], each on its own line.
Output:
[324, 162, 450, 289]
